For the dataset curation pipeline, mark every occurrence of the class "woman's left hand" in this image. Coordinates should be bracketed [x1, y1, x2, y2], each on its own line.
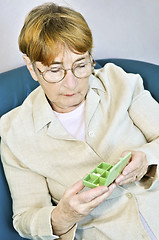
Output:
[115, 150, 149, 185]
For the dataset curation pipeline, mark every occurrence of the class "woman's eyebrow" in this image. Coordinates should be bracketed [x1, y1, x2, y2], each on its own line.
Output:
[50, 61, 62, 65]
[74, 57, 86, 63]
[50, 56, 88, 66]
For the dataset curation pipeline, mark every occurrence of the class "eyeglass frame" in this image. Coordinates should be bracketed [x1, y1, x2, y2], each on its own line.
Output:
[32, 52, 96, 84]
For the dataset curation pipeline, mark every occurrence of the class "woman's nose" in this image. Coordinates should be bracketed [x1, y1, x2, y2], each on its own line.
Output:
[62, 69, 78, 89]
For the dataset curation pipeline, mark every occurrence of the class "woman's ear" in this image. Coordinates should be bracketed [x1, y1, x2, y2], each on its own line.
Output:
[23, 55, 38, 81]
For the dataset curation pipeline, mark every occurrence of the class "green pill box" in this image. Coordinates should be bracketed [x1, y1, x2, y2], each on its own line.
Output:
[83, 152, 131, 188]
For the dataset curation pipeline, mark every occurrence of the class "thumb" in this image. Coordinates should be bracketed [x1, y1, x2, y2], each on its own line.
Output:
[120, 150, 131, 158]
[67, 179, 85, 196]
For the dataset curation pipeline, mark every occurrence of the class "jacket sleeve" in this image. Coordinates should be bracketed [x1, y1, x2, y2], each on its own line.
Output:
[1, 140, 76, 240]
[128, 77, 159, 189]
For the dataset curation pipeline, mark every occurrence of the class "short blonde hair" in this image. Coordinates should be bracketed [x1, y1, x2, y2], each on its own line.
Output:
[18, 2, 93, 66]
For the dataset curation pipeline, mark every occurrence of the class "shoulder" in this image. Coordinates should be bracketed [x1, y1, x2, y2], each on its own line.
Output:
[93, 63, 145, 96]
[95, 62, 143, 86]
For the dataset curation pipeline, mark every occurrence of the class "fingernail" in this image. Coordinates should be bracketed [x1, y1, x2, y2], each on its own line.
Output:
[108, 183, 116, 190]
[123, 171, 127, 175]
[115, 177, 121, 183]
[101, 186, 108, 193]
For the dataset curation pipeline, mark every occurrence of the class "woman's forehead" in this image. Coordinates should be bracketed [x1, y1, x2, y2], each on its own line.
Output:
[52, 49, 89, 64]
[36, 49, 89, 68]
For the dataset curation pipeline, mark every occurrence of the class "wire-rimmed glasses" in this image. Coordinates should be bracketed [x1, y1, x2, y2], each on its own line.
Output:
[33, 53, 96, 83]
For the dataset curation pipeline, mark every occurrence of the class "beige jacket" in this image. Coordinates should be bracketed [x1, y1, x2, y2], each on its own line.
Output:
[1, 63, 159, 240]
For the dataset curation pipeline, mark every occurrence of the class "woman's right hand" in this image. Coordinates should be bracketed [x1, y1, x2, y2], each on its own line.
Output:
[51, 179, 116, 236]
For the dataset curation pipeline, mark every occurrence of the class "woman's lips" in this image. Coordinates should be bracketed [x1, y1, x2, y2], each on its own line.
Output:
[64, 93, 76, 97]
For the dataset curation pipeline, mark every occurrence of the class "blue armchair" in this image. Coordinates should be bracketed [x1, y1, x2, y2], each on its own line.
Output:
[0, 59, 159, 240]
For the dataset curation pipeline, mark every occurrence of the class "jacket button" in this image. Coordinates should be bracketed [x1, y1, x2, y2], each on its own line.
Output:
[89, 131, 95, 137]
[126, 193, 133, 199]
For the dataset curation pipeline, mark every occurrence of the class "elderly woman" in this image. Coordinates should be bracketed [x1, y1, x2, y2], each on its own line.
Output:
[1, 2, 159, 240]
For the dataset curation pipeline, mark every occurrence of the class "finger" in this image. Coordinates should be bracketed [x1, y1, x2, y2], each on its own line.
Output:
[117, 177, 134, 185]
[79, 185, 109, 203]
[84, 183, 116, 210]
[124, 163, 147, 180]
[116, 169, 145, 184]
[120, 151, 131, 158]
[115, 170, 137, 184]
[66, 179, 85, 196]
[122, 151, 148, 176]
[122, 159, 139, 175]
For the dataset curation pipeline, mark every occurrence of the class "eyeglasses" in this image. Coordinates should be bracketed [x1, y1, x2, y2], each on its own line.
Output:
[33, 54, 96, 83]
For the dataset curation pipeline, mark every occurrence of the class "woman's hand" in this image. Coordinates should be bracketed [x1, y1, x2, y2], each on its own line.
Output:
[115, 150, 149, 185]
[51, 180, 116, 236]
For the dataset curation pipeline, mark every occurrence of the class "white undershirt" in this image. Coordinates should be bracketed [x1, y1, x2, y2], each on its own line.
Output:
[54, 101, 156, 239]
[54, 101, 86, 141]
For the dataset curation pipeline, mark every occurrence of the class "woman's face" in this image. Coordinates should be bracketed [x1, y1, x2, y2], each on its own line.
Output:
[35, 49, 91, 113]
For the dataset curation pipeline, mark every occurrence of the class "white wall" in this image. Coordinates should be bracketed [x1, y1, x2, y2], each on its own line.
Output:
[0, 0, 159, 73]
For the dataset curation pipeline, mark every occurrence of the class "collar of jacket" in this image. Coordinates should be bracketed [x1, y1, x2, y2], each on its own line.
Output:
[33, 72, 106, 135]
